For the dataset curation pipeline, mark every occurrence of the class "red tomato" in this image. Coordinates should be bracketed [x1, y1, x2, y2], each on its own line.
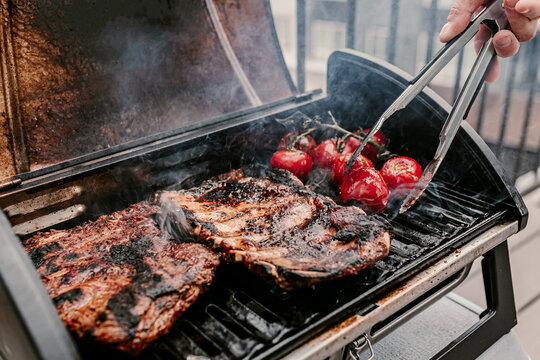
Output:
[380, 156, 422, 199]
[270, 150, 313, 181]
[354, 129, 387, 163]
[313, 138, 341, 169]
[331, 153, 374, 186]
[342, 136, 362, 154]
[278, 132, 317, 156]
[340, 167, 389, 214]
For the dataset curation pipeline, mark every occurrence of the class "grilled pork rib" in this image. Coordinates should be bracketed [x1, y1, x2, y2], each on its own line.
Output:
[158, 166, 391, 290]
[24, 201, 220, 354]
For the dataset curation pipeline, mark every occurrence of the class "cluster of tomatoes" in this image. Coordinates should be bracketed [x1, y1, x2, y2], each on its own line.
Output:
[270, 129, 422, 214]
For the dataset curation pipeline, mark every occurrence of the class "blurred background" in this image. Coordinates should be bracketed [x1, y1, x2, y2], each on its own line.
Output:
[269, 0, 540, 194]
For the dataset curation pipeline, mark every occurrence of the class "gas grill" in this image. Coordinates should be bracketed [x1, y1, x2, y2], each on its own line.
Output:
[0, 1, 528, 360]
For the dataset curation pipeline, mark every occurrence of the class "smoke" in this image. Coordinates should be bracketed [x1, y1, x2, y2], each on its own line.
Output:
[155, 195, 194, 243]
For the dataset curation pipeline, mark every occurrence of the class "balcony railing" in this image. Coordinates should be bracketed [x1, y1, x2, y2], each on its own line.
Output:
[289, 0, 540, 193]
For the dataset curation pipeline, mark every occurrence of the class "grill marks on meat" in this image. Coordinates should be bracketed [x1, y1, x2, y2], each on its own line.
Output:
[24, 201, 220, 354]
[158, 167, 391, 289]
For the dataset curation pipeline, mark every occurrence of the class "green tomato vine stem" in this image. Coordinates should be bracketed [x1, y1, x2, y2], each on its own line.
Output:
[288, 111, 397, 161]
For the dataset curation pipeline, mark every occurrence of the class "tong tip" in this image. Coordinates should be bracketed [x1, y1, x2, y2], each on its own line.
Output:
[398, 176, 432, 214]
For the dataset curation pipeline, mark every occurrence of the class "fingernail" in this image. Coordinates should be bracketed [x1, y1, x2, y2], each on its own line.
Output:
[517, 7, 530, 14]
[500, 35, 512, 48]
[439, 23, 451, 40]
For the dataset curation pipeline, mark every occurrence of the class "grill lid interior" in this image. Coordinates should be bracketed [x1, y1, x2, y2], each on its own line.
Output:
[0, 0, 295, 182]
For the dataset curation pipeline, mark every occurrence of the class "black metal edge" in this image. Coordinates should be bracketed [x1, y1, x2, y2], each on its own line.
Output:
[326, 49, 528, 231]
[1, 90, 324, 196]
[264, 0, 298, 95]
[0, 210, 80, 360]
[251, 210, 512, 360]
[431, 240, 517, 360]
[460, 122, 528, 231]
[5, 90, 321, 187]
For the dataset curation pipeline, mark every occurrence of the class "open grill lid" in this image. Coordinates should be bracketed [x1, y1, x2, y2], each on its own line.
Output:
[0, 0, 296, 182]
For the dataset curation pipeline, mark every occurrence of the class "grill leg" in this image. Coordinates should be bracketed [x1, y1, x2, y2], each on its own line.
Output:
[430, 240, 517, 360]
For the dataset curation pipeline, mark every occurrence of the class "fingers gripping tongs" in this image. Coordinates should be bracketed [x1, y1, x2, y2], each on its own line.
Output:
[345, 0, 508, 214]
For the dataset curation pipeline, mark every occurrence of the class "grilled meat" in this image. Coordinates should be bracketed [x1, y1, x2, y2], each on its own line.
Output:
[24, 201, 220, 354]
[157, 166, 391, 290]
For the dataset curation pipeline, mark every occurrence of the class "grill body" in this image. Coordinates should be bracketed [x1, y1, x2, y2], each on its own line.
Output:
[0, 46, 528, 360]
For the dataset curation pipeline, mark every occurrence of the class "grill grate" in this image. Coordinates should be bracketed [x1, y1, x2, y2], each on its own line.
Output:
[132, 181, 509, 360]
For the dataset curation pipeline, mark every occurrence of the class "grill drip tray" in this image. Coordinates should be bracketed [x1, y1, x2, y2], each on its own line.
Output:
[77, 181, 509, 360]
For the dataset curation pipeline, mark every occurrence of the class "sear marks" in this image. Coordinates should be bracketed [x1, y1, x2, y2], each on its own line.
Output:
[24, 201, 220, 354]
[157, 167, 391, 290]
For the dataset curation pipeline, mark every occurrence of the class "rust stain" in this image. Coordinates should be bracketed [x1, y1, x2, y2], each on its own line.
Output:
[327, 314, 361, 335]
[3, 0, 294, 172]
[377, 286, 405, 303]
[0, 2, 22, 177]
[0, 99, 16, 179]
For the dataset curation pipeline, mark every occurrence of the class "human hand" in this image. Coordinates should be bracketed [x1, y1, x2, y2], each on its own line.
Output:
[439, 0, 540, 82]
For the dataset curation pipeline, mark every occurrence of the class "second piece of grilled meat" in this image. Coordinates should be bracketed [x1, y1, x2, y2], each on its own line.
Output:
[157, 166, 391, 290]
[24, 201, 220, 354]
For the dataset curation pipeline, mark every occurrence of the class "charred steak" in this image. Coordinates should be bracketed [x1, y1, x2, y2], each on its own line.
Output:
[157, 166, 391, 290]
[24, 201, 220, 354]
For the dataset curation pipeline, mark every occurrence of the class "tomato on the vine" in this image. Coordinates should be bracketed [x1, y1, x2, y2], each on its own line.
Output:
[331, 153, 373, 186]
[340, 167, 389, 214]
[278, 132, 317, 156]
[380, 156, 422, 199]
[270, 150, 312, 181]
[349, 128, 387, 163]
[313, 138, 341, 169]
[342, 136, 361, 155]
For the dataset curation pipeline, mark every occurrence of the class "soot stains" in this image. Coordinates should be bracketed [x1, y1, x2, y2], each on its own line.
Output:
[199, 220, 218, 233]
[333, 230, 358, 243]
[79, 263, 99, 272]
[97, 312, 108, 323]
[107, 288, 140, 340]
[45, 259, 62, 275]
[106, 237, 177, 339]
[64, 252, 80, 261]
[140, 273, 176, 299]
[53, 288, 83, 306]
[244, 165, 302, 188]
[29, 242, 62, 268]
[197, 179, 283, 206]
[197, 181, 255, 204]
[109, 237, 153, 273]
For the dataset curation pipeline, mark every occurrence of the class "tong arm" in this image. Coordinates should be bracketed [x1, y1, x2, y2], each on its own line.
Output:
[345, 0, 506, 175]
[399, 2, 509, 213]
[399, 37, 498, 212]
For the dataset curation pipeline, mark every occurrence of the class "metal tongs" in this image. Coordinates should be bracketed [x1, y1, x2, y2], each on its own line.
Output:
[345, 0, 508, 214]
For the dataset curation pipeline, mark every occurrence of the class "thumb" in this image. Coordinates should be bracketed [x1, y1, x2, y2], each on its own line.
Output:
[439, 0, 488, 42]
